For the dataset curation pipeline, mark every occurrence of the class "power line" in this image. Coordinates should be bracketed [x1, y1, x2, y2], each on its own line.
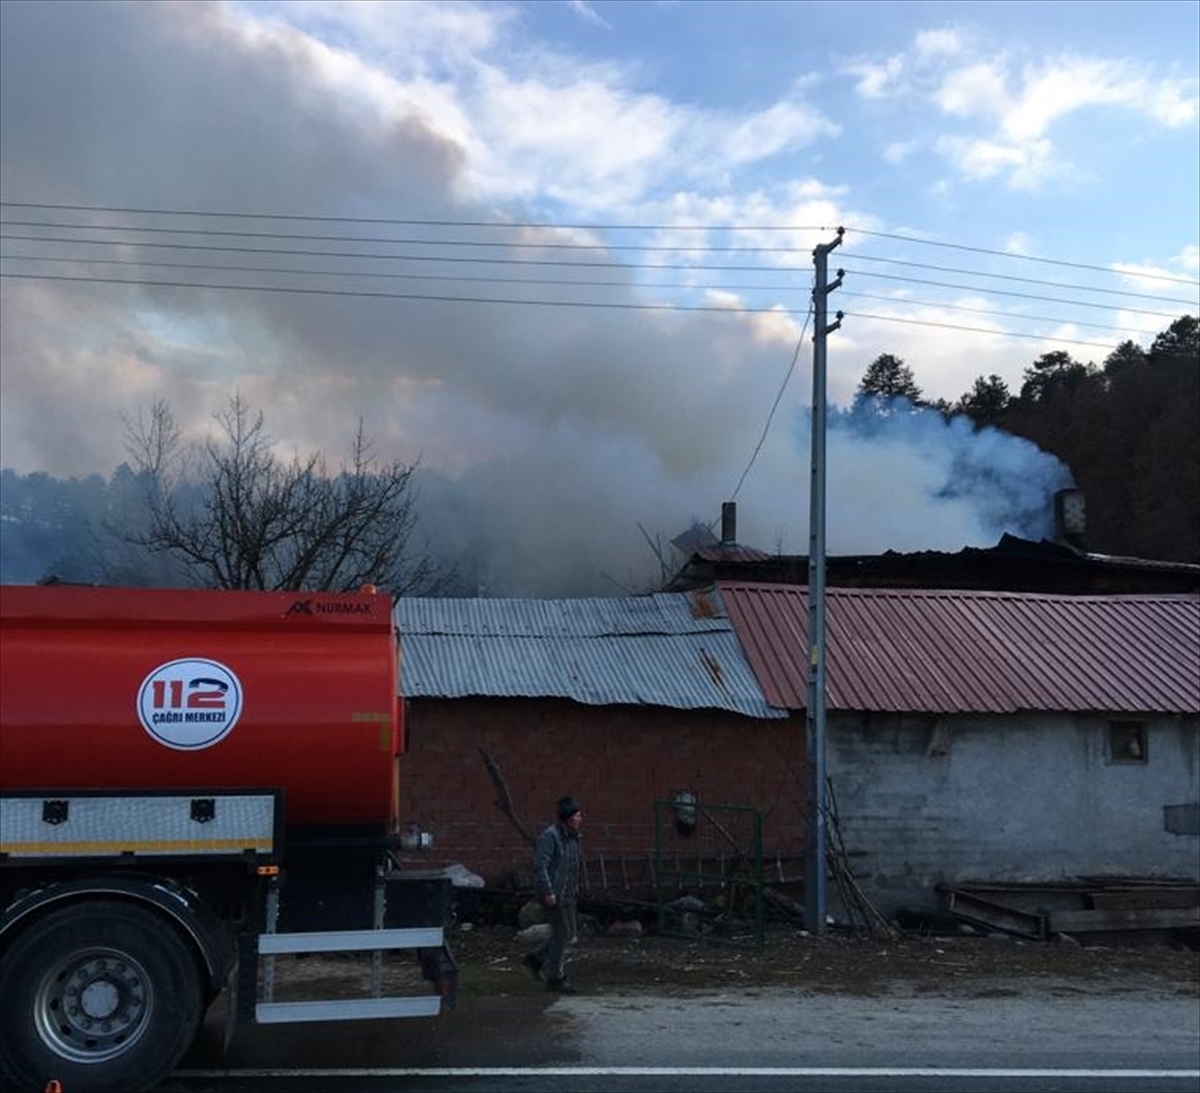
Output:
[1, 252, 1171, 339]
[838, 290, 1164, 337]
[842, 250, 1198, 300]
[4, 218, 1194, 295]
[1, 270, 1161, 351]
[3, 201, 1195, 285]
[841, 310, 1128, 350]
[848, 226, 1200, 285]
[0, 218, 817, 255]
[0, 232, 804, 273]
[2, 209, 1192, 351]
[730, 296, 815, 503]
[3, 233, 1192, 314]
[840, 268, 1187, 319]
[0, 252, 635, 287]
[0, 200, 821, 233]
[0, 252, 770, 293]
[0, 271, 813, 317]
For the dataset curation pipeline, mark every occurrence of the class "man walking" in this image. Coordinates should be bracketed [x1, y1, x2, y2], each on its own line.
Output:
[524, 795, 583, 992]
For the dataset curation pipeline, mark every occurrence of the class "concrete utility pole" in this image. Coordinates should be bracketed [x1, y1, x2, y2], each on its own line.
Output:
[805, 227, 843, 935]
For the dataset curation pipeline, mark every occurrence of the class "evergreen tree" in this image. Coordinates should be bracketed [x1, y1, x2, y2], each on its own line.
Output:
[1102, 339, 1147, 380]
[998, 315, 1198, 563]
[1149, 314, 1199, 361]
[853, 353, 924, 411]
[954, 374, 1011, 427]
[1018, 350, 1094, 403]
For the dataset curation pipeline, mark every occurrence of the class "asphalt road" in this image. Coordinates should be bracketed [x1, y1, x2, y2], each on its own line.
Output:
[157, 986, 1200, 1093]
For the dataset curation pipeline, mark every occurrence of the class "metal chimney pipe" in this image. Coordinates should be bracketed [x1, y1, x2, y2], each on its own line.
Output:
[721, 501, 737, 544]
[1054, 488, 1086, 550]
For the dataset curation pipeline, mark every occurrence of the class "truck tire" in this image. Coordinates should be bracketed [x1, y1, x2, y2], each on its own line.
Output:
[0, 900, 204, 1093]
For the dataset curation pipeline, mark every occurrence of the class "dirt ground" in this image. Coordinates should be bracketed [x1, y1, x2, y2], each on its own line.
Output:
[446, 917, 1200, 1000]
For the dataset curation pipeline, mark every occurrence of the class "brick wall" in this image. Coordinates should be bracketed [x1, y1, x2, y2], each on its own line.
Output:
[395, 696, 806, 895]
[394, 700, 1200, 916]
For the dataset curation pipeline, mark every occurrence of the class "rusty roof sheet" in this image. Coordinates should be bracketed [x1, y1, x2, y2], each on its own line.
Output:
[718, 582, 1200, 714]
[394, 590, 786, 719]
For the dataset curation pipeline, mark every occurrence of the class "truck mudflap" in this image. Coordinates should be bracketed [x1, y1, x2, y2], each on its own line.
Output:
[418, 943, 459, 1008]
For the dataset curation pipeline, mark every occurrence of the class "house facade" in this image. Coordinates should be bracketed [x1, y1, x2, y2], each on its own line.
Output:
[392, 591, 801, 897]
[719, 583, 1200, 914]
[392, 584, 1199, 919]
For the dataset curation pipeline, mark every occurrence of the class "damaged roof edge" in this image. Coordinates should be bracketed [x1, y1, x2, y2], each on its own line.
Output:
[395, 589, 787, 719]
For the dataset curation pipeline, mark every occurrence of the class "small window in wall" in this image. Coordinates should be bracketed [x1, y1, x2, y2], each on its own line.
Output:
[1108, 721, 1148, 764]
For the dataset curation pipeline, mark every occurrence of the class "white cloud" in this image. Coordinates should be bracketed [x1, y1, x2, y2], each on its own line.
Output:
[719, 98, 840, 166]
[1174, 245, 1200, 275]
[845, 28, 962, 100]
[934, 59, 1009, 120]
[853, 27, 1199, 191]
[845, 54, 905, 99]
[1147, 78, 1200, 126]
[932, 52, 1200, 147]
[1003, 232, 1036, 257]
[1002, 57, 1141, 140]
[225, 3, 841, 213]
[249, 0, 509, 70]
[462, 63, 839, 210]
[935, 134, 1056, 190]
[883, 139, 919, 164]
[1111, 259, 1200, 295]
[913, 29, 964, 59]
[468, 69, 681, 207]
[568, 0, 612, 30]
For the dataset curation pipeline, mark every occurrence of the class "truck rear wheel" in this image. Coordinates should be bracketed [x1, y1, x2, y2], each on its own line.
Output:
[0, 900, 204, 1093]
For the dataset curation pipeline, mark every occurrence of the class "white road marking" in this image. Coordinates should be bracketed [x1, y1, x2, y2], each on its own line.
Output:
[173, 1066, 1200, 1078]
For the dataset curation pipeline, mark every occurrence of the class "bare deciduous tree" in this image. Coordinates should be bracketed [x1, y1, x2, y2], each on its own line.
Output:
[122, 394, 452, 594]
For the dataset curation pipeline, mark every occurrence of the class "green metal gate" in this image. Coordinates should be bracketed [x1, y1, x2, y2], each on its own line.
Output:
[653, 797, 764, 952]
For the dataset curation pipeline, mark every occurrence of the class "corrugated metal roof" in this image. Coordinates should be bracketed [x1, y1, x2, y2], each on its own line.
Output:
[394, 590, 787, 719]
[689, 544, 773, 563]
[718, 582, 1200, 715]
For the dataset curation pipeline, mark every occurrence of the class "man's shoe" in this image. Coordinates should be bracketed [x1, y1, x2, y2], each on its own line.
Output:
[522, 953, 543, 981]
[546, 978, 576, 994]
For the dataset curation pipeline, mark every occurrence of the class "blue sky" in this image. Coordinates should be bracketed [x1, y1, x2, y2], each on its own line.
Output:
[1, 1, 1197, 593]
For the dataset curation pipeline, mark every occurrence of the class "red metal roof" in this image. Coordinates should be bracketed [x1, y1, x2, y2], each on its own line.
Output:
[717, 582, 1200, 714]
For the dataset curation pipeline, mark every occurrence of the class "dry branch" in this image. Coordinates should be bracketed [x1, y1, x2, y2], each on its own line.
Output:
[478, 747, 537, 847]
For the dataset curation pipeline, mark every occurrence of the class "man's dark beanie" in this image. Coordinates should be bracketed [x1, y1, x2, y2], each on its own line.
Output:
[557, 796, 581, 820]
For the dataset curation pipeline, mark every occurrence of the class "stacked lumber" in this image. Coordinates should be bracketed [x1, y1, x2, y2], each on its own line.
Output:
[937, 877, 1199, 940]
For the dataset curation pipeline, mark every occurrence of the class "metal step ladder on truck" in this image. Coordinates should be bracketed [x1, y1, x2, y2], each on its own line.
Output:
[0, 583, 457, 1092]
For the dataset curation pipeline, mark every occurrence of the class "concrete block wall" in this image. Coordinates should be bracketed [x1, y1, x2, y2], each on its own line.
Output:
[827, 711, 1200, 914]
[396, 696, 806, 894]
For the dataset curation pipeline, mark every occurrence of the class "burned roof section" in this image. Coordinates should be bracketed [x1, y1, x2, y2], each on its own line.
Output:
[670, 534, 1200, 595]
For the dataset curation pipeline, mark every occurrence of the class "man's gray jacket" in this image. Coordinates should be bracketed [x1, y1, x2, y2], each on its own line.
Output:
[533, 820, 581, 902]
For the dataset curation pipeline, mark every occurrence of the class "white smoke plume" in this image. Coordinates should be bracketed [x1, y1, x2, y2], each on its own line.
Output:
[0, 2, 1081, 596]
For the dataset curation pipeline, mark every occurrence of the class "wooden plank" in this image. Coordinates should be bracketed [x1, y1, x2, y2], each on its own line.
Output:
[941, 889, 1045, 939]
[1048, 907, 1200, 933]
[1077, 875, 1197, 888]
[1089, 888, 1200, 911]
[953, 881, 1091, 892]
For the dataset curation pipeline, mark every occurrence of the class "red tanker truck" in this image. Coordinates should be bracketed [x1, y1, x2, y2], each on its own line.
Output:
[0, 583, 457, 1092]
